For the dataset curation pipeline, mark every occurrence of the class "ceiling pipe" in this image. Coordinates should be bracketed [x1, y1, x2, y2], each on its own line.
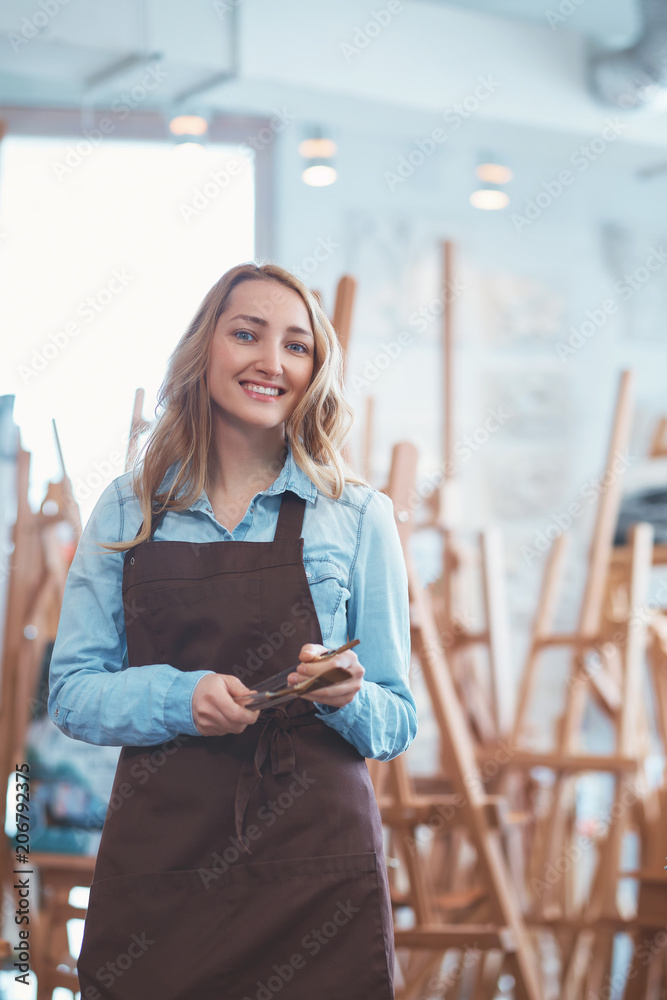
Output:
[172, 4, 240, 105]
[589, 0, 667, 109]
[84, 51, 164, 92]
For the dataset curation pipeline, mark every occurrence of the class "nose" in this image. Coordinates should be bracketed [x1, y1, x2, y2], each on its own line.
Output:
[254, 339, 284, 377]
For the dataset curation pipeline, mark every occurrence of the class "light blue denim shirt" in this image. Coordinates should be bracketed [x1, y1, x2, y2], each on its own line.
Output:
[48, 439, 417, 761]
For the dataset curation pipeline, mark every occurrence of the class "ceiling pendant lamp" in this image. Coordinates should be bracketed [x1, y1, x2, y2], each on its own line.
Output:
[300, 127, 337, 186]
[470, 183, 510, 210]
[470, 151, 512, 209]
[168, 112, 209, 150]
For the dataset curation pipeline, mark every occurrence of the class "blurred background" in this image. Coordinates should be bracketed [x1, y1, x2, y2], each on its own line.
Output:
[2, 0, 667, 604]
[2, 1, 667, 998]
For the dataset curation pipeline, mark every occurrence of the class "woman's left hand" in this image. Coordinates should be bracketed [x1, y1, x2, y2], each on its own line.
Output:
[287, 643, 364, 708]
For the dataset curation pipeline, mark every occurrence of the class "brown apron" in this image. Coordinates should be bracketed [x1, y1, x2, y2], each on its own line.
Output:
[77, 489, 395, 999]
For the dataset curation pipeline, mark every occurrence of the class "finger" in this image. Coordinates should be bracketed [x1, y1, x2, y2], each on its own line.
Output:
[292, 653, 356, 675]
[234, 706, 261, 724]
[299, 659, 362, 678]
[220, 719, 247, 734]
[303, 680, 361, 700]
[287, 666, 337, 684]
[287, 663, 362, 687]
[224, 674, 259, 696]
[219, 695, 260, 724]
[298, 644, 327, 661]
[218, 676, 261, 718]
[218, 712, 256, 734]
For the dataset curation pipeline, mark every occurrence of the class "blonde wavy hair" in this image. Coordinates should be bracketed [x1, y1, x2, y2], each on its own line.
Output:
[102, 261, 369, 553]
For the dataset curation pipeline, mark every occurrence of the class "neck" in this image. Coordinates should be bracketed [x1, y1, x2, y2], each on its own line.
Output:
[206, 422, 288, 498]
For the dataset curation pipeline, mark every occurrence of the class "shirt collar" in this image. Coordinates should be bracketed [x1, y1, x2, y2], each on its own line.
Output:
[164, 437, 318, 510]
[261, 437, 319, 504]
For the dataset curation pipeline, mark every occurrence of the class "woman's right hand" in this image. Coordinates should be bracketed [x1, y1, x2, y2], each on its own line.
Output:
[192, 674, 260, 736]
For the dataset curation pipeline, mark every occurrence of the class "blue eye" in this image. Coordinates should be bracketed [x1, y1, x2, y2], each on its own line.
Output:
[232, 330, 309, 354]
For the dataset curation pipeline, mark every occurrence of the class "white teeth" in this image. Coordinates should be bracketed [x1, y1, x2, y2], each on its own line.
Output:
[242, 382, 282, 396]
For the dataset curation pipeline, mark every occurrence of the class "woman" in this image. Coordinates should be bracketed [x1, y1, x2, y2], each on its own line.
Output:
[49, 261, 417, 1000]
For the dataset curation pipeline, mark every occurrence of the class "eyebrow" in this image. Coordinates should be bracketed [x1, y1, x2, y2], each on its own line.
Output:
[228, 314, 314, 339]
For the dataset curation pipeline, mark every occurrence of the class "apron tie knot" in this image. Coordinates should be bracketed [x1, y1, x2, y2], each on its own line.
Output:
[234, 708, 316, 854]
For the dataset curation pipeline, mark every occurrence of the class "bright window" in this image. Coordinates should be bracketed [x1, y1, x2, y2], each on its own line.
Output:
[0, 135, 255, 524]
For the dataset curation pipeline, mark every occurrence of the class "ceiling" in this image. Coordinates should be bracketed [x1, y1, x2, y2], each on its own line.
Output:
[2, 0, 666, 158]
[0, 0, 236, 114]
[427, 0, 640, 45]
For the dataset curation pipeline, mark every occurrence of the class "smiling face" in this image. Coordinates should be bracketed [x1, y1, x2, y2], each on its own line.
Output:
[207, 278, 316, 435]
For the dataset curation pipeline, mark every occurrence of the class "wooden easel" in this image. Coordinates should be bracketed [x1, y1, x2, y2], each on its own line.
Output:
[614, 607, 667, 998]
[497, 369, 667, 997]
[313, 274, 357, 469]
[0, 420, 93, 999]
[125, 387, 152, 471]
[511, 369, 635, 761]
[375, 440, 543, 1000]
[647, 614, 667, 756]
[648, 415, 667, 458]
[506, 372, 639, 993]
[373, 241, 515, 748]
[331, 274, 356, 369]
[312, 273, 356, 370]
[0, 392, 158, 997]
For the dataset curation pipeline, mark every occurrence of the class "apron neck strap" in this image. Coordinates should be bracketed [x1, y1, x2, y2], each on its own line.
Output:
[273, 490, 306, 543]
[149, 506, 166, 540]
[131, 505, 166, 542]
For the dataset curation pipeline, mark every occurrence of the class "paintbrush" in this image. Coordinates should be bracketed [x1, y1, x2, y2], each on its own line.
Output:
[233, 639, 360, 710]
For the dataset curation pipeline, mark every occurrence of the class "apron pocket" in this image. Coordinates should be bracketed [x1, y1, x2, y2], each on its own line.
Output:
[217, 851, 394, 1000]
[78, 853, 393, 1000]
[78, 868, 235, 1000]
[145, 574, 258, 610]
[143, 576, 261, 671]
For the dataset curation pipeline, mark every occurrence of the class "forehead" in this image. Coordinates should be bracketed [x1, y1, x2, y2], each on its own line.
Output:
[225, 279, 309, 317]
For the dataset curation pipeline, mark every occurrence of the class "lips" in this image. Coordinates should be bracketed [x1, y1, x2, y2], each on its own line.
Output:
[239, 381, 286, 394]
[239, 381, 287, 402]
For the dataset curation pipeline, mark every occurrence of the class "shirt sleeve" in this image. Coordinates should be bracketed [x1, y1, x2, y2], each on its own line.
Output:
[312, 489, 418, 761]
[48, 479, 215, 747]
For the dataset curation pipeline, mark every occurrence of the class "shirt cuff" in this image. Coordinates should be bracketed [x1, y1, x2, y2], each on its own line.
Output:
[312, 680, 366, 737]
[164, 669, 216, 737]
